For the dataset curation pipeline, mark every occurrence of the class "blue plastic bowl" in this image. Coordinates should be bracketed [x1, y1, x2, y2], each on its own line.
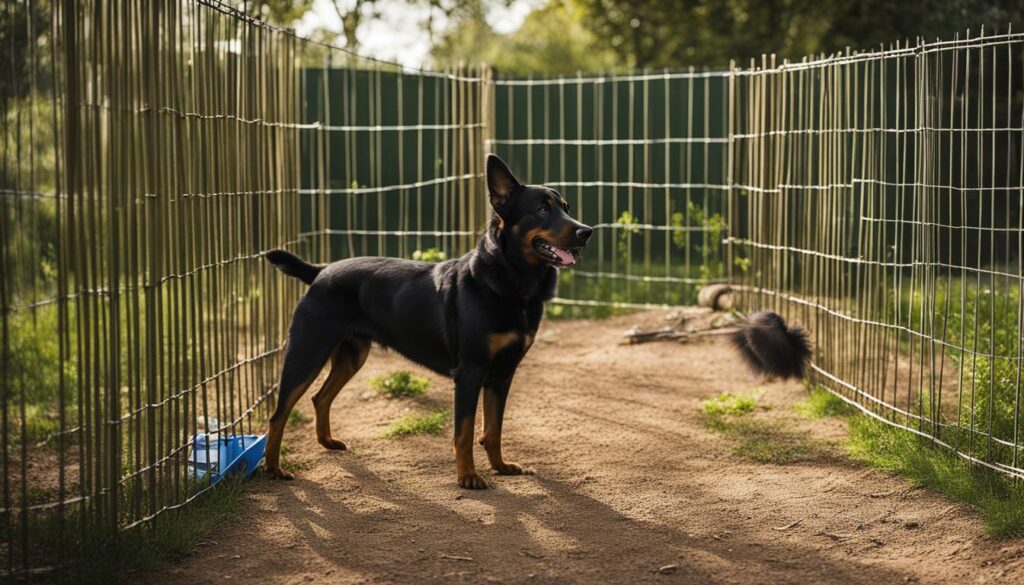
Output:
[188, 433, 266, 484]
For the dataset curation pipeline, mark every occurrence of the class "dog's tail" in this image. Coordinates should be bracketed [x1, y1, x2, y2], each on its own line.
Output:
[728, 311, 812, 380]
[265, 250, 324, 285]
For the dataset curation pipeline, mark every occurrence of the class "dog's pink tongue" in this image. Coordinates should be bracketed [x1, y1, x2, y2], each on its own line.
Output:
[553, 246, 576, 266]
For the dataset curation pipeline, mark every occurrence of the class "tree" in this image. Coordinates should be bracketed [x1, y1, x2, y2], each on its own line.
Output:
[572, 0, 1024, 69]
[243, 0, 317, 26]
[431, 1, 619, 75]
[243, 0, 509, 53]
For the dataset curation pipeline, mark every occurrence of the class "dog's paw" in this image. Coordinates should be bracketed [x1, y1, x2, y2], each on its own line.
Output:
[266, 465, 295, 480]
[494, 462, 532, 476]
[318, 437, 348, 451]
[457, 472, 489, 490]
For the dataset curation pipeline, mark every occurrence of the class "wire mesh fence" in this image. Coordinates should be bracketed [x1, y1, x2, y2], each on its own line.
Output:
[488, 71, 731, 314]
[0, 0, 489, 576]
[729, 32, 1024, 479]
[2, 0, 1024, 577]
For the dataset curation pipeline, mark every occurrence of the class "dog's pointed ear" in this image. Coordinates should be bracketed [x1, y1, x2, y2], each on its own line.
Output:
[486, 154, 522, 215]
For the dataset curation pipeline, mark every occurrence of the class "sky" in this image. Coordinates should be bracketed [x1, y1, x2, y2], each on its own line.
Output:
[295, 0, 542, 67]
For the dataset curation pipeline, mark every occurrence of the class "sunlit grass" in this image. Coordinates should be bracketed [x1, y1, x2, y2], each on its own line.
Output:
[700, 392, 760, 416]
[795, 386, 855, 419]
[384, 409, 448, 438]
[847, 415, 1024, 538]
[700, 391, 822, 464]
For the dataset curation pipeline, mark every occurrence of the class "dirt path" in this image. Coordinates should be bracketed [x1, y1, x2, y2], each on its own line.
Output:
[142, 312, 1024, 584]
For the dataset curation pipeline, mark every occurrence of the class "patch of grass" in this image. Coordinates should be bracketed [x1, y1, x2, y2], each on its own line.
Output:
[723, 418, 820, 464]
[371, 370, 431, 398]
[31, 476, 247, 584]
[896, 284, 1023, 466]
[847, 416, 1024, 538]
[384, 409, 448, 438]
[795, 386, 855, 419]
[287, 409, 309, 428]
[700, 392, 760, 416]
[700, 391, 823, 464]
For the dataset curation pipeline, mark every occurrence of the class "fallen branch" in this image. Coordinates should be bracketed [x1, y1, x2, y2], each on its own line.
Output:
[772, 518, 804, 531]
[439, 553, 474, 562]
[624, 326, 738, 345]
[657, 564, 679, 575]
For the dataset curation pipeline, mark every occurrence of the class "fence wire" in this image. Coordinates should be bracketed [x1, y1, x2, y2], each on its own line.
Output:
[0, 0, 488, 577]
[2, 0, 1024, 577]
[488, 71, 731, 314]
[729, 31, 1024, 479]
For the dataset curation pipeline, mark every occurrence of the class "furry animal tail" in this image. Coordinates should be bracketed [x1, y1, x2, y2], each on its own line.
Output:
[265, 250, 324, 285]
[729, 312, 812, 380]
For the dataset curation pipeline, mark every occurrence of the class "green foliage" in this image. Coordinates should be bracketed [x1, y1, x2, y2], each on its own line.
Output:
[372, 370, 431, 398]
[573, 0, 1024, 69]
[412, 247, 447, 262]
[795, 386, 854, 419]
[700, 391, 759, 416]
[896, 284, 1023, 466]
[670, 201, 727, 281]
[28, 475, 247, 584]
[0, 2, 53, 100]
[732, 256, 751, 276]
[244, 0, 315, 26]
[3, 306, 76, 445]
[385, 409, 449, 437]
[848, 416, 1024, 538]
[614, 210, 640, 265]
[431, 1, 621, 75]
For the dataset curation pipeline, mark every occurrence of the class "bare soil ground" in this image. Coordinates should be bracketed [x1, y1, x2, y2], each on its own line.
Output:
[141, 311, 1024, 584]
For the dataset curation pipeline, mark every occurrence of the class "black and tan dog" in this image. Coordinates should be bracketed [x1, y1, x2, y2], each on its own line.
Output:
[263, 154, 592, 488]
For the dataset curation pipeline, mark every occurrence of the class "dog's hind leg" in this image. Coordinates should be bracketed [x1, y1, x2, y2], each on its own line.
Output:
[265, 312, 338, 479]
[312, 337, 371, 451]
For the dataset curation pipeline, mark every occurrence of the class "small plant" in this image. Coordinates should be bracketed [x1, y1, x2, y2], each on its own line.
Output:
[412, 247, 446, 262]
[700, 392, 759, 416]
[733, 256, 751, 275]
[671, 201, 727, 281]
[371, 371, 430, 398]
[615, 210, 640, 265]
[385, 409, 448, 438]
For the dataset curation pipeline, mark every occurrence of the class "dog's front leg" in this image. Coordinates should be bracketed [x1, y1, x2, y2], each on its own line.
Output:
[453, 369, 487, 489]
[480, 379, 530, 476]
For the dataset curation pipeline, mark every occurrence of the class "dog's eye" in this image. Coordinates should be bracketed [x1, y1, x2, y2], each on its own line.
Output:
[536, 203, 550, 216]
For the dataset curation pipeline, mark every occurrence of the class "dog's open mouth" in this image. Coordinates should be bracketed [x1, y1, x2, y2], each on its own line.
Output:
[532, 238, 583, 266]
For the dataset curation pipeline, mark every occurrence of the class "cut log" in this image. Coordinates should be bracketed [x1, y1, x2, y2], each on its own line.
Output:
[697, 284, 735, 311]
